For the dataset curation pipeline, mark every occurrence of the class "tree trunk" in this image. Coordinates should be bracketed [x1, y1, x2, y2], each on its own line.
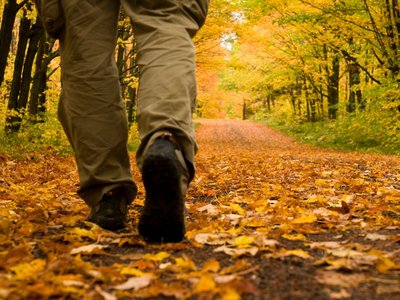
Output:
[347, 61, 362, 113]
[328, 54, 340, 120]
[384, 0, 400, 78]
[17, 18, 43, 124]
[0, 0, 19, 86]
[127, 86, 136, 125]
[29, 39, 58, 121]
[28, 35, 46, 117]
[290, 88, 296, 116]
[5, 11, 31, 133]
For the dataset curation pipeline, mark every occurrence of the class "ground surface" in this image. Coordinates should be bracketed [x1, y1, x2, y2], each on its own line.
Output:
[0, 119, 399, 299]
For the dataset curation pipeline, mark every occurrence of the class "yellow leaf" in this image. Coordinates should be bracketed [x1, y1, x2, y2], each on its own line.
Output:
[230, 203, 245, 215]
[230, 236, 255, 248]
[194, 273, 216, 293]
[244, 218, 266, 228]
[315, 179, 329, 187]
[175, 256, 197, 272]
[369, 250, 397, 273]
[202, 259, 220, 273]
[292, 214, 317, 224]
[282, 233, 307, 241]
[277, 249, 312, 259]
[120, 267, 146, 277]
[11, 259, 46, 280]
[143, 251, 170, 262]
[220, 288, 241, 300]
[68, 228, 96, 240]
[376, 257, 396, 273]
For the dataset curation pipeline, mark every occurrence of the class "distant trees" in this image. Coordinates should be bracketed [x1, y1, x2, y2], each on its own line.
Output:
[0, 1, 138, 134]
[223, 0, 400, 124]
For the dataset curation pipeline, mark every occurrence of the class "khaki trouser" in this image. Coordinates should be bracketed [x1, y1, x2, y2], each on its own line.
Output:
[58, 0, 209, 207]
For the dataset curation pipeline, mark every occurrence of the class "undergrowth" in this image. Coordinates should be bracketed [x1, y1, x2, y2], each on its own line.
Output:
[257, 107, 400, 155]
[0, 117, 140, 159]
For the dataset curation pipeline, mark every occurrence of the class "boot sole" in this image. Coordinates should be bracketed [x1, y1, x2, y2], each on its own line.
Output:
[139, 141, 185, 243]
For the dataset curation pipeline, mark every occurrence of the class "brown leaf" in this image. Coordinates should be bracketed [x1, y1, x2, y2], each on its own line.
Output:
[112, 275, 153, 291]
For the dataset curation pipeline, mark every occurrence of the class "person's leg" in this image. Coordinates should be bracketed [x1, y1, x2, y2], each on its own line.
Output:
[122, 0, 209, 177]
[58, 0, 137, 229]
[122, 0, 209, 241]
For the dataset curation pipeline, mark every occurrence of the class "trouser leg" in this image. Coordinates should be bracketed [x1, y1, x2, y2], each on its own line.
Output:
[58, 0, 137, 207]
[122, 0, 209, 181]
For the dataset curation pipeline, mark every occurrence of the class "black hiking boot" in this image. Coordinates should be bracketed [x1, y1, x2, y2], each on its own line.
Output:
[139, 136, 189, 243]
[87, 189, 128, 231]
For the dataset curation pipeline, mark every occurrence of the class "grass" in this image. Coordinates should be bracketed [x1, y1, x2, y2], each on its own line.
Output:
[258, 111, 400, 155]
[0, 121, 141, 159]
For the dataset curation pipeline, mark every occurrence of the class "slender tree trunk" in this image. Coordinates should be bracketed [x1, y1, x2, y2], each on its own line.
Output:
[127, 86, 136, 125]
[17, 18, 43, 120]
[29, 35, 46, 117]
[304, 78, 310, 121]
[289, 86, 296, 115]
[347, 61, 362, 113]
[384, 0, 400, 78]
[5, 11, 31, 133]
[29, 39, 58, 120]
[328, 54, 340, 120]
[0, 0, 19, 86]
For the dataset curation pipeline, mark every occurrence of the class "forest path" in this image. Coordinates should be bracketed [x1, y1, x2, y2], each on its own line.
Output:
[0, 119, 399, 299]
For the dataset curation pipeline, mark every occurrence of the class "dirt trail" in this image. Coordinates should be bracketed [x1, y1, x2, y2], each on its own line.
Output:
[0, 119, 399, 299]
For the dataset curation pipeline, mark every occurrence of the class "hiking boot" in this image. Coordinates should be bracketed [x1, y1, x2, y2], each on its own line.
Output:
[139, 135, 189, 243]
[87, 189, 128, 231]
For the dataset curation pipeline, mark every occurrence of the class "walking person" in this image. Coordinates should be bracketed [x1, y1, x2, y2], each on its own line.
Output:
[36, 0, 209, 243]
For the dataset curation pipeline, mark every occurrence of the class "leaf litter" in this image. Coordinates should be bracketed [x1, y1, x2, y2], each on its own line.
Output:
[0, 119, 399, 299]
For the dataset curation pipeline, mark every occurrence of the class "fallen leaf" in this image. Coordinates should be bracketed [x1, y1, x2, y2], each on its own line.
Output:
[112, 275, 153, 291]
[67, 228, 96, 240]
[143, 251, 170, 262]
[292, 214, 317, 224]
[95, 285, 117, 300]
[273, 249, 312, 259]
[197, 204, 220, 216]
[62, 280, 86, 287]
[229, 235, 255, 248]
[214, 246, 258, 257]
[70, 244, 107, 255]
[194, 273, 216, 293]
[315, 270, 366, 288]
[175, 256, 197, 272]
[254, 237, 279, 248]
[369, 250, 397, 273]
[215, 274, 236, 284]
[309, 241, 342, 249]
[329, 288, 351, 299]
[365, 233, 388, 241]
[194, 233, 230, 245]
[282, 233, 307, 241]
[220, 287, 241, 300]
[120, 267, 147, 277]
[229, 203, 245, 215]
[203, 259, 220, 273]
[10, 259, 46, 280]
